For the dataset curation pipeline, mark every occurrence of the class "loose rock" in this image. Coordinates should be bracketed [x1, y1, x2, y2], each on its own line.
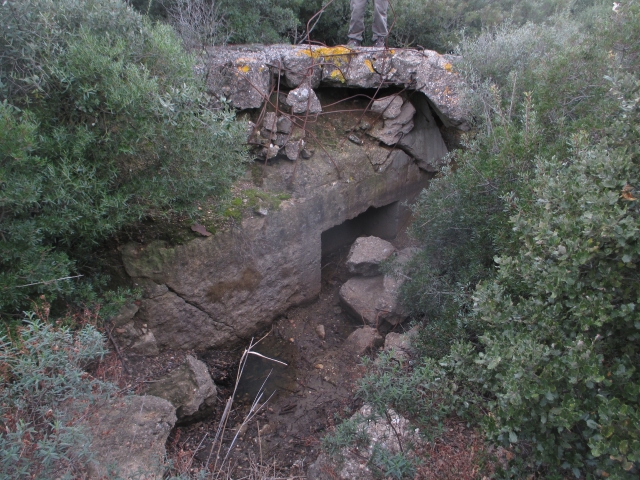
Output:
[370, 95, 404, 119]
[286, 83, 322, 114]
[346, 236, 396, 276]
[146, 355, 217, 421]
[339, 275, 406, 326]
[86, 395, 176, 479]
[315, 324, 326, 339]
[369, 101, 416, 145]
[343, 326, 383, 356]
[263, 112, 277, 132]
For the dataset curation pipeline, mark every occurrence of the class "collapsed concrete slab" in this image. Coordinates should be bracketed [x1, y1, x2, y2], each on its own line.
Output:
[205, 45, 468, 130]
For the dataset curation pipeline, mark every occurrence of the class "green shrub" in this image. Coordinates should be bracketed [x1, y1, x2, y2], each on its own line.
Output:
[402, 2, 640, 477]
[0, 317, 114, 478]
[0, 0, 247, 317]
[447, 71, 640, 478]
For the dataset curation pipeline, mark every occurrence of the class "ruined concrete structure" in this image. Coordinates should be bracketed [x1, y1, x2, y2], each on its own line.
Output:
[116, 45, 467, 354]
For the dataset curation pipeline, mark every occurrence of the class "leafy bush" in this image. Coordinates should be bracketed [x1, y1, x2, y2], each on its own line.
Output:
[401, 1, 640, 477]
[0, 317, 114, 478]
[447, 71, 640, 478]
[0, 0, 247, 317]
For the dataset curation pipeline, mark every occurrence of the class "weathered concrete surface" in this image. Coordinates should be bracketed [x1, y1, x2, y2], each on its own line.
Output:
[120, 133, 428, 352]
[86, 395, 176, 479]
[206, 44, 468, 129]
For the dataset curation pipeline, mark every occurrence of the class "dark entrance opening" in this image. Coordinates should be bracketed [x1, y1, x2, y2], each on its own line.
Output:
[321, 201, 406, 256]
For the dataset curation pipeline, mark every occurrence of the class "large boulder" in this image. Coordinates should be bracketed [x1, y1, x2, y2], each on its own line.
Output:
[339, 275, 406, 327]
[346, 236, 396, 277]
[343, 326, 383, 356]
[384, 327, 418, 361]
[146, 355, 217, 421]
[86, 395, 176, 479]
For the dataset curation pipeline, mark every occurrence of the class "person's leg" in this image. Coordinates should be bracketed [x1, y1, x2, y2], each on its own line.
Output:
[348, 0, 368, 42]
[372, 0, 388, 41]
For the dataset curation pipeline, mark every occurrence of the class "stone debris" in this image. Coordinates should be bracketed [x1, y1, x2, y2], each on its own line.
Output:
[369, 100, 416, 146]
[286, 83, 322, 114]
[370, 95, 404, 119]
[307, 404, 420, 480]
[263, 112, 278, 132]
[343, 326, 383, 356]
[285, 139, 304, 161]
[86, 395, 176, 479]
[300, 148, 314, 159]
[276, 115, 293, 134]
[146, 355, 217, 421]
[347, 134, 363, 145]
[397, 94, 449, 171]
[315, 324, 326, 340]
[346, 236, 396, 276]
[383, 327, 418, 361]
[339, 275, 406, 327]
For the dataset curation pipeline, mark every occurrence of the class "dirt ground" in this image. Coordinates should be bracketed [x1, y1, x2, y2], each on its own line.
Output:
[102, 192, 493, 480]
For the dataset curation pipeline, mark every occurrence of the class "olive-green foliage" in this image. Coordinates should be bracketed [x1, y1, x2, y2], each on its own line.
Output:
[0, 0, 247, 316]
[0, 318, 113, 478]
[403, 1, 640, 477]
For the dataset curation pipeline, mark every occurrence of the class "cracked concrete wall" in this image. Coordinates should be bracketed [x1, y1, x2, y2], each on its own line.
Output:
[119, 146, 427, 353]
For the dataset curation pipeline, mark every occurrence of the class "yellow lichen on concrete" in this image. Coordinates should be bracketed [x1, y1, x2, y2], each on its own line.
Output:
[299, 46, 353, 59]
[329, 69, 345, 83]
[238, 65, 250, 73]
[444, 63, 453, 72]
[364, 59, 375, 73]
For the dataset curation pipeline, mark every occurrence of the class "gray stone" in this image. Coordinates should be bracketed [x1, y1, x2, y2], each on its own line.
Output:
[263, 112, 277, 132]
[369, 101, 416, 146]
[146, 355, 217, 420]
[130, 330, 160, 356]
[346, 236, 396, 277]
[339, 275, 406, 326]
[135, 278, 169, 299]
[205, 45, 468, 129]
[383, 327, 418, 361]
[286, 83, 322, 114]
[110, 303, 139, 328]
[315, 324, 326, 340]
[275, 133, 288, 147]
[398, 94, 449, 171]
[86, 395, 176, 479]
[284, 139, 304, 161]
[276, 115, 293, 134]
[300, 148, 313, 159]
[370, 95, 404, 119]
[347, 134, 363, 146]
[343, 326, 383, 356]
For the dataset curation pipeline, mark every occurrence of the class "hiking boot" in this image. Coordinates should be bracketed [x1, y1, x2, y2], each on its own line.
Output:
[346, 39, 361, 47]
[373, 37, 386, 48]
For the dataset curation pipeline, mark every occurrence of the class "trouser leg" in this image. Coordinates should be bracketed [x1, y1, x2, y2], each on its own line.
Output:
[372, 0, 388, 40]
[348, 0, 367, 42]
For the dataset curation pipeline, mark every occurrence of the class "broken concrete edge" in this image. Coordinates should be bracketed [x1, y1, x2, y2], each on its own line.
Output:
[205, 44, 469, 130]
